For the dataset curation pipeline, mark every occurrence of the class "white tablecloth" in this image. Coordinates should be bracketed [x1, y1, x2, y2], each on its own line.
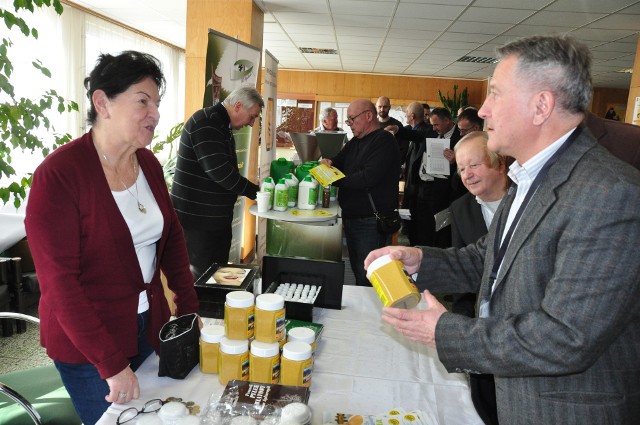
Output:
[97, 286, 482, 425]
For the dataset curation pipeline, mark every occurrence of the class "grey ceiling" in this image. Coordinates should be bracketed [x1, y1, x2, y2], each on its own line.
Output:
[71, 0, 640, 89]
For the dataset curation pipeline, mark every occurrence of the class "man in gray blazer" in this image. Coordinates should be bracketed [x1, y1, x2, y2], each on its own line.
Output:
[366, 34, 640, 425]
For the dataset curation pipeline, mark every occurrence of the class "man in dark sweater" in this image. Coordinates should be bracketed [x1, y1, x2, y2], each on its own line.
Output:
[171, 86, 263, 279]
[321, 99, 400, 286]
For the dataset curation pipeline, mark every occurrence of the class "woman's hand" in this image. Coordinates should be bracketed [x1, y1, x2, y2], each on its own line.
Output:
[105, 366, 140, 404]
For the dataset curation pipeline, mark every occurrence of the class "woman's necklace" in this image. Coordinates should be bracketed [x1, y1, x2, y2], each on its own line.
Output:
[101, 151, 147, 214]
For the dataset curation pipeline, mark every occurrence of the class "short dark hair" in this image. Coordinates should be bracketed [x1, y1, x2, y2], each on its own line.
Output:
[457, 107, 484, 129]
[84, 51, 165, 125]
[430, 107, 452, 121]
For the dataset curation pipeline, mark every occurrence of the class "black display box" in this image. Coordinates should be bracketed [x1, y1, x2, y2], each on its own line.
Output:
[264, 281, 321, 322]
[261, 256, 344, 311]
[194, 263, 259, 319]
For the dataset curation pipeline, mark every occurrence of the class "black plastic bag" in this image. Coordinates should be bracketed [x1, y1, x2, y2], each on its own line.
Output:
[158, 313, 200, 379]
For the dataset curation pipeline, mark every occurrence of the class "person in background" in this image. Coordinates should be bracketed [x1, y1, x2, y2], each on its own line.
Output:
[402, 102, 441, 246]
[314, 107, 343, 132]
[25, 51, 200, 425]
[456, 107, 484, 137]
[321, 99, 400, 286]
[171, 86, 263, 279]
[365, 34, 640, 425]
[449, 130, 508, 425]
[422, 103, 433, 129]
[376, 96, 410, 164]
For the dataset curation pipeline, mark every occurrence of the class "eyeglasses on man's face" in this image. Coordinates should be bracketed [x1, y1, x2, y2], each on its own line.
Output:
[117, 399, 163, 424]
[345, 110, 368, 125]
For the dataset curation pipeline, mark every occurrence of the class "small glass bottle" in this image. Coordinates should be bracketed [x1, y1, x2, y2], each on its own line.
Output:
[200, 324, 225, 374]
[249, 340, 281, 384]
[224, 291, 255, 340]
[254, 293, 286, 343]
[322, 185, 330, 207]
[280, 341, 313, 387]
[218, 337, 250, 386]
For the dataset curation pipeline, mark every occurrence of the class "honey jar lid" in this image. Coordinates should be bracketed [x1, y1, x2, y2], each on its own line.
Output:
[220, 337, 249, 354]
[287, 327, 315, 344]
[250, 340, 280, 357]
[200, 325, 225, 343]
[282, 341, 312, 361]
[226, 291, 255, 308]
[256, 293, 285, 311]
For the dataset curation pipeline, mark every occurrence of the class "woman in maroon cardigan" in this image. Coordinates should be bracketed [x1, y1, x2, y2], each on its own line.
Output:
[25, 51, 199, 425]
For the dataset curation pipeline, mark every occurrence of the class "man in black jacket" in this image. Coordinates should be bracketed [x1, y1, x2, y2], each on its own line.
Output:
[321, 99, 400, 286]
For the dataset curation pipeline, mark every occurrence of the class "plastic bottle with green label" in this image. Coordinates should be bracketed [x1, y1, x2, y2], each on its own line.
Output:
[284, 173, 298, 207]
[260, 177, 275, 209]
[297, 175, 317, 210]
[273, 178, 289, 212]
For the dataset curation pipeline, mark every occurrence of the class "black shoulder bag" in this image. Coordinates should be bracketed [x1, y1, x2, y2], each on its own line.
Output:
[367, 191, 401, 235]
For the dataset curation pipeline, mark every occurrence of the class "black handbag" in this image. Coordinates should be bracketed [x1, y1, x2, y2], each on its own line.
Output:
[367, 191, 401, 235]
[158, 313, 200, 379]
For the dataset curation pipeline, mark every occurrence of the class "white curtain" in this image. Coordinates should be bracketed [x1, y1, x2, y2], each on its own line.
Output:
[0, 0, 184, 177]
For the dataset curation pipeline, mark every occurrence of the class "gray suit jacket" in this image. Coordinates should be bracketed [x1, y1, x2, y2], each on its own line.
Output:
[416, 125, 640, 424]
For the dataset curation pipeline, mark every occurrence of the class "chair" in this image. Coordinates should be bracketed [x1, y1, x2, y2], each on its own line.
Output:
[0, 312, 82, 425]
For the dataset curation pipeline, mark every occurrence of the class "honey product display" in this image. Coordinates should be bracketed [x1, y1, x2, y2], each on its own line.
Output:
[366, 255, 421, 309]
[225, 291, 255, 340]
[249, 341, 280, 384]
[200, 324, 225, 374]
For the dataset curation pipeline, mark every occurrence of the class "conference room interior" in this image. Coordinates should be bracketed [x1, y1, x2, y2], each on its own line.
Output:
[1, 0, 639, 410]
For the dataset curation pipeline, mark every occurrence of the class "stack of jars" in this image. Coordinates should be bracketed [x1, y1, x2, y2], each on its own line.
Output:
[199, 290, 315, 387]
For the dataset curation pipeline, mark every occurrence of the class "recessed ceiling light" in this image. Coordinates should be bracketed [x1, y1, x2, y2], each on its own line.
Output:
[299, 47, 337, 54]
[457, 56, 498, 64]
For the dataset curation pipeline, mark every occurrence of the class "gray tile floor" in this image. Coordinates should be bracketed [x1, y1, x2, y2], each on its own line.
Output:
[0, 305, 52, 375]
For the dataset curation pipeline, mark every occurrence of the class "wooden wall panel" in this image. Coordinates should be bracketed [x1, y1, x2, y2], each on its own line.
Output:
[277, 70, 488, 109]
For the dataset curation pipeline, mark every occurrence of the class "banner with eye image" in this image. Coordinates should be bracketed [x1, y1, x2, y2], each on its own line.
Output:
[204, 29, 261, 262]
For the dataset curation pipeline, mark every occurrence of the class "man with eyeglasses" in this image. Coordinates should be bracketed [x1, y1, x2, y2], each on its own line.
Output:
[171, 86, 263, 279]
[457, 107, 484, 137]
[320, 99, 400, 286]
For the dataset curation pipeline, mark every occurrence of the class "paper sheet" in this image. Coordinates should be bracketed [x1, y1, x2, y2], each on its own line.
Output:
[422, 138, 450, 177]
[309, 164, 345, 186]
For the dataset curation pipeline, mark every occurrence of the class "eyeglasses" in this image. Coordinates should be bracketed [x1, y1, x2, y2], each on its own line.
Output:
[458, 126, 474, 135]
[345, 110, 368, 124]
[117, 399, 163, 424]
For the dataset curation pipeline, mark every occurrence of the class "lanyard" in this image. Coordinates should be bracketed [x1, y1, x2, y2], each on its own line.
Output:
[489, 126, 582, 284]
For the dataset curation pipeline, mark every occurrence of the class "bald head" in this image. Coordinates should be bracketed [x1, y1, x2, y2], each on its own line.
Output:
[347, 99, 378, 138]
[375, 96, 391, 120]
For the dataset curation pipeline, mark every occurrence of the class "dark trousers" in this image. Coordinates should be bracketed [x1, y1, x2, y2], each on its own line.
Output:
[470, 373, 500, 425]
[182, 221, 232, 280]
[407, 181, 451, 247]
[343, 216, 390, 286]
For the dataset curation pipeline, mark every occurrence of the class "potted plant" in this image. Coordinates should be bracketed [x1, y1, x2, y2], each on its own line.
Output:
[437, 84, 468, 120]
[0, 0, 79, 207]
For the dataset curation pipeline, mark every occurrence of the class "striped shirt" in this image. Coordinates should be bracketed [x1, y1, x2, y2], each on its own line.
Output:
[170, 103, 259, 228]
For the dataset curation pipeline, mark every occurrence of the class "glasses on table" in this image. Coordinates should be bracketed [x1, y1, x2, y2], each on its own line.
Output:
[117, 398, 164, 424]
